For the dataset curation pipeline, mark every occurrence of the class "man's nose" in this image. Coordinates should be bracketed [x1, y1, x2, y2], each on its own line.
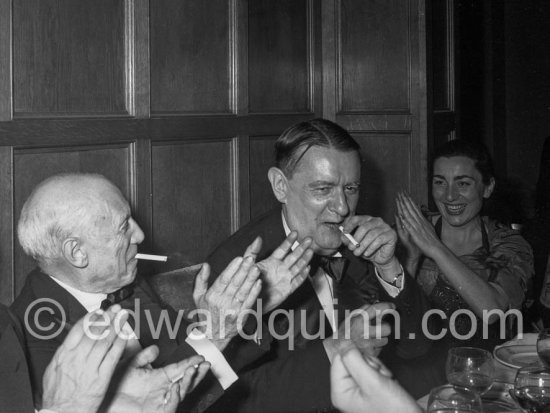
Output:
[130, 218, 145, 244]
[329, 189, 350, 216]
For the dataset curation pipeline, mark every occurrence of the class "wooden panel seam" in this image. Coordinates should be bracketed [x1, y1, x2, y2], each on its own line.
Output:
[0, 0, 12, 121]
[134, 0, 150, 118]
[0, 147, 14, 303]
[125, 0, 135, 116]
[230, 137, 239, 233]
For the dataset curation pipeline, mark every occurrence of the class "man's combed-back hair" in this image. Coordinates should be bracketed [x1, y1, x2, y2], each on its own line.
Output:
[17, 173, 111, 265]
[275, 118, 360, 176]
[431, 139, 495, 185]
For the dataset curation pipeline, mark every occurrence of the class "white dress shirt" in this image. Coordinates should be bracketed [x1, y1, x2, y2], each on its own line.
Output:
[48, 276, 237, 390]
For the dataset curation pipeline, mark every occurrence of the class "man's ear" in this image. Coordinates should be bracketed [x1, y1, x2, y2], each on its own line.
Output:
[268, 167, 289, 203]
[61, 238, 88, 268]
[483, 177, 496, 199]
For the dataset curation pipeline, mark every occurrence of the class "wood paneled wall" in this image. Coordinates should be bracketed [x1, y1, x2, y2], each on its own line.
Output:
[0, 0, 427, 305]
[323, 0, 428, 215]
[427, 0, 456, 148]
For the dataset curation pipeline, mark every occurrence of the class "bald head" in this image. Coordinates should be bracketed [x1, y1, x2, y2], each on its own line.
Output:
[17, 173, 127, 265]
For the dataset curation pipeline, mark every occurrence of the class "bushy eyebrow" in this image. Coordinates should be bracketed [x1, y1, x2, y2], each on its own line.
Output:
[308, 180, 335, 187]
[308, 180, 360, 187]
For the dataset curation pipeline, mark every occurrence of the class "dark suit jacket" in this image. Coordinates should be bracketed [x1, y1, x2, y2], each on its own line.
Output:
[9, 268, 225, 413]
[0, 305, 34, 413]
[206, 208, 431, 413]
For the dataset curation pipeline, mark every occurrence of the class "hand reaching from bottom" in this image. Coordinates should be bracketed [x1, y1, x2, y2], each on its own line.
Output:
[42, 306, 128, 413]
[102, 345, 209, 413]
[331, 346, 421, 413]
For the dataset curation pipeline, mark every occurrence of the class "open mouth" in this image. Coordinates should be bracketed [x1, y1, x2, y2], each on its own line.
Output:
[444, 203, 466, 215]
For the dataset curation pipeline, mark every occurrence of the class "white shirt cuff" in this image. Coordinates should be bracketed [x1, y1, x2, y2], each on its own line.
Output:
[185, 329, 238, 389]
[374, 265, 405, 298]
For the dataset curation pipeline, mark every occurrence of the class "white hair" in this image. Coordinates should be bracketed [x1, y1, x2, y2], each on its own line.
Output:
[17, 173, 115, 265]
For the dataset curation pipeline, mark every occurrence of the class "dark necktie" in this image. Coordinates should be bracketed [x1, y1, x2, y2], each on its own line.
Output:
[317, 256, 348, 283]
[100, 285, 134, 310]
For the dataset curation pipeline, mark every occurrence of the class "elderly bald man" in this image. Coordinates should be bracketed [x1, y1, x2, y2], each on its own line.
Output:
[11, 173, 311, 412]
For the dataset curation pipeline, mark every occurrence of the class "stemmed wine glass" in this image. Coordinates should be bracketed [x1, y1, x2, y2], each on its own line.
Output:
[427, 384, 483, 413]
[446, 347, 495, 395]
[511, 366, 550, 412]
[537, 329, 550, 369]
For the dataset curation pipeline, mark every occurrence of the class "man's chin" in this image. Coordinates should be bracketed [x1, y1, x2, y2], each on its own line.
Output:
[313, 239, 342, 256]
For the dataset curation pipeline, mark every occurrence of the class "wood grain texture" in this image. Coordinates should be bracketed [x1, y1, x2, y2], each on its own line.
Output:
[237, 135, 251, 228]
[150, 0, 231, 114]
[133, 0, 150, 118]
[340, 0, 410, 113]
[248, 0, 311, 113]
[0, 115, 314, 146]
[353, 133, 411, 222]
[0, 0, 12, 121]
[151, 139, 234, 266]
[249, 136, 280, 220]
[13, 0, 127, 117]
[0, 147, 13, 304]
[12, 144, 132, 295]
[430, 0, 453, 111]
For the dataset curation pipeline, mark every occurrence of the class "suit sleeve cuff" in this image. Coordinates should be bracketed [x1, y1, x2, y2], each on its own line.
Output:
[374, 265, 405, 298]
[186, 329, 238, 389]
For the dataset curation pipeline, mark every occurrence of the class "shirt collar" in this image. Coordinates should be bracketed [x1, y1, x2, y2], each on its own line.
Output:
[281, 210, 342, 258]
[48, 276, 107, 313]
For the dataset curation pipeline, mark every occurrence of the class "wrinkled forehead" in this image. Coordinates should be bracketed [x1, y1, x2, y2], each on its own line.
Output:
[46, 176, 130, 225]
[93, 182, 131, 222]
[291, 146, 361, 179]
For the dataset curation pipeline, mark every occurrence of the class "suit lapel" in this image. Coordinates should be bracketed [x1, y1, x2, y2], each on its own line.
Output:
[27, 268, 88, 327]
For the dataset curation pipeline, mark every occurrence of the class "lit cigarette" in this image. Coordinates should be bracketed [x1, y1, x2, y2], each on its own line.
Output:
[338, 226, 360, 247]
[135, 253, 168, 262]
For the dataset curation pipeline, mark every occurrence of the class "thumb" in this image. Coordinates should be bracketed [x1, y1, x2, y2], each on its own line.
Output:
[243, 236, 262, 261]
[193, 263, 211, 301]
[330, 353, 353, 407]
[164, 382, 181, 412]
[341, 346, 383, 391]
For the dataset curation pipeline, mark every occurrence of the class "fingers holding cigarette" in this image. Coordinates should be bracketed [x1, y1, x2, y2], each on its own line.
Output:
[338, 226, 360, 248]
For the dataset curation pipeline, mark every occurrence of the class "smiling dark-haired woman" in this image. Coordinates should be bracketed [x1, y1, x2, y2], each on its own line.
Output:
[395, 139, 533, 352]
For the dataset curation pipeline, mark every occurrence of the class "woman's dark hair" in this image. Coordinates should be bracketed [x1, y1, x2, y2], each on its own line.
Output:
[430, 139, 495, 185]
[275, 118, 360, 176]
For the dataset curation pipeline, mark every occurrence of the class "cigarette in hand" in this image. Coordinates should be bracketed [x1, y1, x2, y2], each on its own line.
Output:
[135, 253, 168, 262]
[338, 226, 360, 247]
[170, 363, 200, 384]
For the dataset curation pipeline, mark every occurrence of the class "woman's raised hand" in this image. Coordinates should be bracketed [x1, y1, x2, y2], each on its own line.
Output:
[395, 192, 442, 258]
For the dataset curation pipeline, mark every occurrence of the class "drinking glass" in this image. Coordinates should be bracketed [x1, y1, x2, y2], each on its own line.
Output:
[446, 347, 495, 395]
[511, 366, 550, 412]
[427, 384, 483, 413]
[537, 329, 550, 369]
